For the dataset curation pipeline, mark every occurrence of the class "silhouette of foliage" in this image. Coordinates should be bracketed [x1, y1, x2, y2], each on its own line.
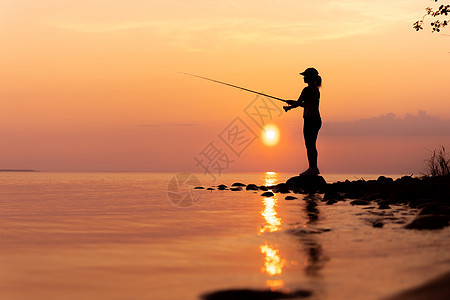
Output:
[414, 0, 449, 32]
[426, 146, 450, 177]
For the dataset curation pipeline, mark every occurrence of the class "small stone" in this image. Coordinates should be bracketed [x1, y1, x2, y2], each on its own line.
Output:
[326, 200, 337, 205]
[288, 227, 331, 235]
[377, 200, 393, 206]
[194, 186, 204, 189]
[231, 182, 246, 187]
[261, 191, 274, 197]
[259, 186, 269, 191]
[350, 200, 371, 205]
[285, 196, 297, 200]
[230, 187, 242, 191]
[378, 204, 391, 209]
[372, 221, 384, 228]
[217, 184, 227, 190]
[245, 184, 259, 191]
[206, 187, 214, 190]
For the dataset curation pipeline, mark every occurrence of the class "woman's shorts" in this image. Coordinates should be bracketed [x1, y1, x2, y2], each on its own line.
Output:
[303, 118, 322, 137]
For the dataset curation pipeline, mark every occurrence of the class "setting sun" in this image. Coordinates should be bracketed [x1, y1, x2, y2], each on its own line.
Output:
[262, 124, 280, 147]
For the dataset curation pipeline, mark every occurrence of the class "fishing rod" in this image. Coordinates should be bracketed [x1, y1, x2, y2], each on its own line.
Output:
[180, 72, 288, 103]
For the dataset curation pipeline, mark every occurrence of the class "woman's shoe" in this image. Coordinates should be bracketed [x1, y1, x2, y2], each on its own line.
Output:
[300, 167, 320, 176]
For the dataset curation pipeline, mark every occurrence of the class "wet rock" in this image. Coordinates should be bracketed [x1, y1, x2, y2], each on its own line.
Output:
[350, 200, 371, 205]
[245, 184, 259, 191]
[230, 187, 243, 191]
[383, 271, 450, 300]
[377, 176, 394, 184]
[362, 192, 383, 201]
[395, 175, 415, 184]
[261, 191, 275, 197]
[368, 210, 394, 217]
[408, 198, 433, 208]
[217, 184, 227, 190]
[285, 196, 297, 200]
[363, 218, 384, 228]
[373, 221, 384, 228]
[326, 200, 337, 205]
[201, 288, 312, 300]
[405, 215, 449, 230]
[395, 220, 407, 224]
[417, 203, 445, 215]
[285, 175, 327, 193]
[231, 182, 246, 187]
[378, 204, 391, 209]
[259, 186, 269, 191]
[292, 188, 305, 194]
[345, 190, 364, 199]
[194, 186, 204, 189]
[206, 187, 214, 191]
[288, 227, 331, 235]
[272, 183, 291, 194]
[440, 207, 450, 216]
[377, 199, 393, 205]
[416, 201, 439, 210]
[323, 190, 344, 201]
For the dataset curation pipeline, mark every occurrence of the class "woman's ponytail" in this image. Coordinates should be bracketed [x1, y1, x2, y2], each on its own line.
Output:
[315, 75, 322, 88]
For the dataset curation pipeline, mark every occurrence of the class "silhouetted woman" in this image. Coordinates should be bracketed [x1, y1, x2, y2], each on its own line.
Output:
[284, 67, 322, 176]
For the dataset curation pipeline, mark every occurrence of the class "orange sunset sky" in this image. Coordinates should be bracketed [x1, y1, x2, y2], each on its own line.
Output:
[1, 0, 449, 174]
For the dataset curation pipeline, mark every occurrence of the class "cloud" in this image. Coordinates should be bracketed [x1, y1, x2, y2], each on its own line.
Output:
[322, 110, 450, 137]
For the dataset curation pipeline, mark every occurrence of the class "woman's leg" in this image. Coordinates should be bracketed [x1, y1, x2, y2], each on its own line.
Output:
[303, 119, 321, 172]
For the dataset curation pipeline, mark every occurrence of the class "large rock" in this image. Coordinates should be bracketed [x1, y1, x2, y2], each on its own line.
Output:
[285, 175, 327, 193]
[323, 190, 344, 201]
[271, 183, 291, 194]
[405, 215, 449, 230]
[201, 288, 312, 300]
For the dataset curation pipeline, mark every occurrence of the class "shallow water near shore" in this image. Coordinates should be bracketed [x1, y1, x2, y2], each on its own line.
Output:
[0, 172, 449, 300]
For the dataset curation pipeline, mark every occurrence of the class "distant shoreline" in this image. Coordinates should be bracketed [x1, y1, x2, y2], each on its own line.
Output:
[0, 169, 38, 172]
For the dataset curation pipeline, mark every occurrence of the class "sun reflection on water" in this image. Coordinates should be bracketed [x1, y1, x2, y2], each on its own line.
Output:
[260, 244, 286, 276]
[264, 171, 277, 186]
[259, 172, 285, 289]
[260, 197, 281, 233]
[260, 171, 281, 233]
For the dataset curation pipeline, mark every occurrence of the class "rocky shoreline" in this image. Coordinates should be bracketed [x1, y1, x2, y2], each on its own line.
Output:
[198, 175, 450, 230]
[197, 174, 450, 299]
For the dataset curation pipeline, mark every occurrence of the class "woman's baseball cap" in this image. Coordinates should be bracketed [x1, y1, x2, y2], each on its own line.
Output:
[300, 67, 319, 77]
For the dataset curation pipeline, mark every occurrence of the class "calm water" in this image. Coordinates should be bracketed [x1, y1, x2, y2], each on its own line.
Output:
[0, 172, 449, 300]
